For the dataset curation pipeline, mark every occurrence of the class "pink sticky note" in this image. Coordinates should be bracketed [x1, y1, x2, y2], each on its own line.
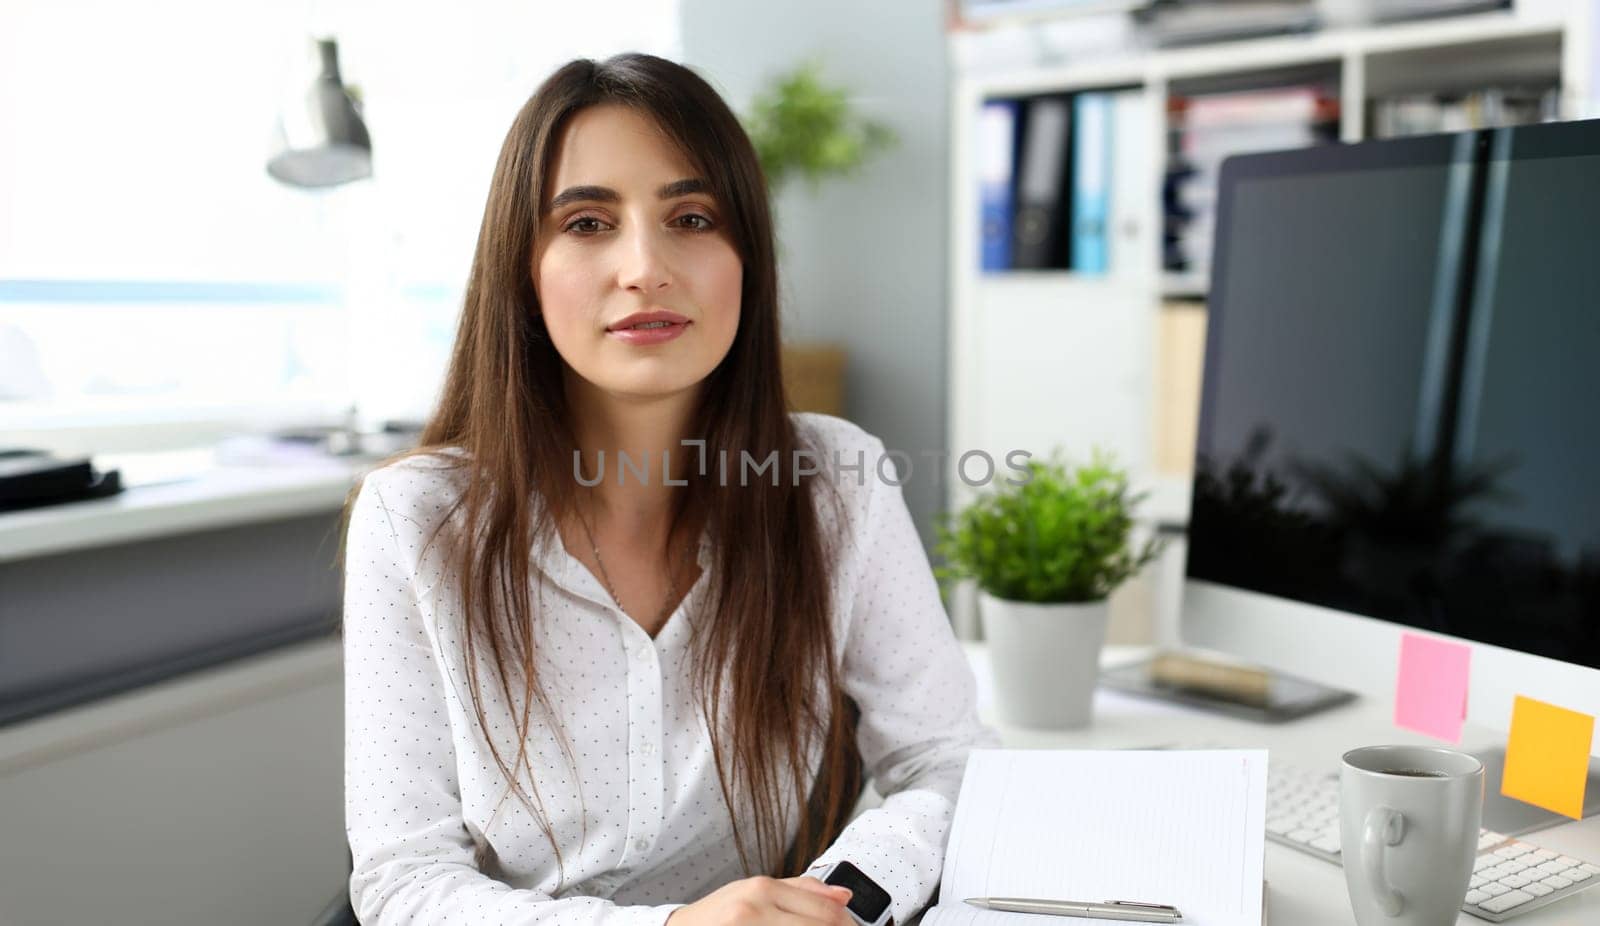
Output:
[1395, 632, 1472, 743]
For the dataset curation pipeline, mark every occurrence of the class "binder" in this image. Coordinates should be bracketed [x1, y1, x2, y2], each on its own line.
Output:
[1071, 92, 1113, 274]
[978, 99, 1019, 272]
[1010, 96, 1072, 269]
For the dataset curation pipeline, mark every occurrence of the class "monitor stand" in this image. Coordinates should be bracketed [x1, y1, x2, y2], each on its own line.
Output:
[1472, 747, 1600, 836]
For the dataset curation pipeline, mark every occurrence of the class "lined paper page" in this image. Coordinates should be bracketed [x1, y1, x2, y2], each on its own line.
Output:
[924, 750, 1266, 926]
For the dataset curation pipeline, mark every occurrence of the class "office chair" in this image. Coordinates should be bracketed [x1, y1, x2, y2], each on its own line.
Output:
[310, 847, 357, 926]
[310, 891, 358, 926]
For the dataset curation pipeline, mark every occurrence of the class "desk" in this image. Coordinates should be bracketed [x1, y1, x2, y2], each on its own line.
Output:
[0, 453, 373, 725]
[962, 642, 1600, 925]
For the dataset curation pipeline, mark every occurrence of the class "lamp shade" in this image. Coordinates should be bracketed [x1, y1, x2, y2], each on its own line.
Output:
[267, 38, 371, 188]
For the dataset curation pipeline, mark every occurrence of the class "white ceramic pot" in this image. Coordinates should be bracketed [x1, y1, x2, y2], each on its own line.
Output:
[978, 589, 1109, 729]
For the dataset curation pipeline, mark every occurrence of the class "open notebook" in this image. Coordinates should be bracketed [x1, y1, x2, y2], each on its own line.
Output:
[921, 750, 1268, 926]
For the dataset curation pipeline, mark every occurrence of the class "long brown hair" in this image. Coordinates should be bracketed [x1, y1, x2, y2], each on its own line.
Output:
[339, 52, 863, 887]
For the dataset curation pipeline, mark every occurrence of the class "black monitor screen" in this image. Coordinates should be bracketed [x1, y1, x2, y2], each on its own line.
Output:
[1189, 120, 1600, 668]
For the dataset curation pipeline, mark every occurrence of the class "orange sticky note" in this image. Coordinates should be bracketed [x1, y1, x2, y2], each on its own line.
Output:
[1501, 695, 1595, 820]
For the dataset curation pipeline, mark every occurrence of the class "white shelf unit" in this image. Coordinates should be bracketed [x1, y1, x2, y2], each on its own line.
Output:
[943, 6, 1594, 638]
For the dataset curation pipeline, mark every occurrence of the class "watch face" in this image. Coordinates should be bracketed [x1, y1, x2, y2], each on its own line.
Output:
[822, 861, 891, 923]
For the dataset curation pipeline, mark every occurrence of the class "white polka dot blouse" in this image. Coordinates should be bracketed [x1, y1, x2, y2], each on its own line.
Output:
[343, 411, 1002, 926]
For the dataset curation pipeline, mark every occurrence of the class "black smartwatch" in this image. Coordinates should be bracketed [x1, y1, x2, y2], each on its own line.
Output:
[812, 861, 894, 926]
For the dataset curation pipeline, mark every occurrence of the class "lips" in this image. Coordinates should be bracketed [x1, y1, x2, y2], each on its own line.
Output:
[606, 309, 690, 332]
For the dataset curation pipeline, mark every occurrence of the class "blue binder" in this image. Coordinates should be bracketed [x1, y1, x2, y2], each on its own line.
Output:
[1071, 92, 1113, 274]
[978, 99, 1018, 272]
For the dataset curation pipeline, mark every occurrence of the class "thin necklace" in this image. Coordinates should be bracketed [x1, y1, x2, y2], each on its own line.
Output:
[576, 504, 695, 628]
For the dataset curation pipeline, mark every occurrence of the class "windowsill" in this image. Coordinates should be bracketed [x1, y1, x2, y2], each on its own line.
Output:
[2, 395, 351, 456]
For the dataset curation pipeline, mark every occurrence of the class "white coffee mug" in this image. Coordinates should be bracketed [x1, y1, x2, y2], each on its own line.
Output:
[1340, 745, 1485, 926]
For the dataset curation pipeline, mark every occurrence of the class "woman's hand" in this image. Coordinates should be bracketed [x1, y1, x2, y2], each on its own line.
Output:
[666, 875, 854, 926]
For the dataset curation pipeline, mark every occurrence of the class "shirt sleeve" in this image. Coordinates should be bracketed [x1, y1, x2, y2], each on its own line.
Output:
[343, 474, 688, 926]
[802, 437, 1003, 926]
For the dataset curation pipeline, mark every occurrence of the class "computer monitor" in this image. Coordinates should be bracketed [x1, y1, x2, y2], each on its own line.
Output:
[1182, 117, 1600, 831]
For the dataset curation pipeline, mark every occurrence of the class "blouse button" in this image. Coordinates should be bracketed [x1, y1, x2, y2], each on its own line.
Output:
[640, 742, 657, 756]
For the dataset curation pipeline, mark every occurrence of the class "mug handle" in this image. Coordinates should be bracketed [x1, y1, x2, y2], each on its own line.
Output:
[1362, 806, 1407, 917]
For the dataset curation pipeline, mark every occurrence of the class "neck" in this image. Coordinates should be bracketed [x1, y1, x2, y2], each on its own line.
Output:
[565, 372, 701, 539]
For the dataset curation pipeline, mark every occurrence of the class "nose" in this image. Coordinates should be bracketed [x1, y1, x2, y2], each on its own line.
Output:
[616, 222, 672, 294]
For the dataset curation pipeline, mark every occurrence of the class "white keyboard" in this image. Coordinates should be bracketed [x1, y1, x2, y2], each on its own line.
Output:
[1268, 762, 1600, 921]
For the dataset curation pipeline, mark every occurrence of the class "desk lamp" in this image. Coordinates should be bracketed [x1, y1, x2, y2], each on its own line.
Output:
[267, 37, 371, 189]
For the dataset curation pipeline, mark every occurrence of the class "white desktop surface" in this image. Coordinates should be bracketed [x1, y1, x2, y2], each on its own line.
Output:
[961, 642, 1600, 925]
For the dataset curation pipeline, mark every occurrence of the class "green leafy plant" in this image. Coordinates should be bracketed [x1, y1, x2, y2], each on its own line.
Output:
[934, 449, 1163, 604]
[743, 58, 897, 196]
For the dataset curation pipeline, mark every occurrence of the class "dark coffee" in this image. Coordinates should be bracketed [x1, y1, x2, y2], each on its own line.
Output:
[1381, 768, 1448, 778]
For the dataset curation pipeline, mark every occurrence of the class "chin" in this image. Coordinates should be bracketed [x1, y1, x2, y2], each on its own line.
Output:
[604, 372, 706, 401]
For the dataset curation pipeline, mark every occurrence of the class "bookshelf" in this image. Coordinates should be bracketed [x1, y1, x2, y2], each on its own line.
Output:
[943, 5, 1595, 637]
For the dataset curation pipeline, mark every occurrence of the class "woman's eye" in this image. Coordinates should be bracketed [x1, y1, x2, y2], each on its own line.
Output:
[561, 212, 714, 236]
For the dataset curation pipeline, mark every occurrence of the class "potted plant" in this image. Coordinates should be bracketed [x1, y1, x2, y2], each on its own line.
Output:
[740, 58, 895, 415]
[741, 57, 897, 200]
[935, 449, 1162, 729]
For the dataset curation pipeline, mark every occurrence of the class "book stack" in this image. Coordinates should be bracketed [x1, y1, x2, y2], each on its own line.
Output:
[978, 89, 1152, 275]
[1368, 0, 1509, 24]
[1163, 82, 1340, 279]
[1134, 0, 1320, 49]
[1370, 85, 1562, 138]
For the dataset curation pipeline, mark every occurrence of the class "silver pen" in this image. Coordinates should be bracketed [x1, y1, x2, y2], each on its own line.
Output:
[964, 897, 1183, 923]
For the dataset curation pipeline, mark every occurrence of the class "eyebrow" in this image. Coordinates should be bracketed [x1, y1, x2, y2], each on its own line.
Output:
[545, 178, 712, 214]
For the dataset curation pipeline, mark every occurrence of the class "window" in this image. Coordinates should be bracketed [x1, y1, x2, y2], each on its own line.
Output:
[1, 0, 681, 450]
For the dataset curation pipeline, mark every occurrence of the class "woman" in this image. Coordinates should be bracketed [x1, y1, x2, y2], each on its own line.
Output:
[341, 52, 998, 926]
